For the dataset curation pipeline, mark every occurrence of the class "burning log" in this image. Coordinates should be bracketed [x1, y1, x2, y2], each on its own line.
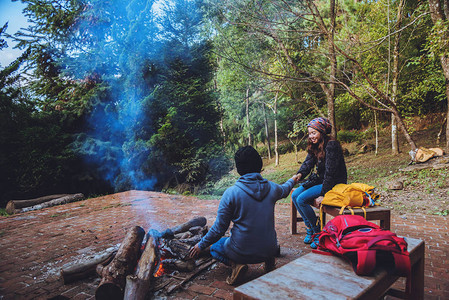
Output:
[6, 194, 71, 214]
[11, 193, 84, 214]
[96, 226, 145, 300]
[60, 245, 119, 284]
[159, 259, 195, 273]
[169, 216, 207, 235]
[187, 226, 204, 235]
[164, 239, 192, 260]
[123, 233, 160, 300]
[174, 231, 193, 239]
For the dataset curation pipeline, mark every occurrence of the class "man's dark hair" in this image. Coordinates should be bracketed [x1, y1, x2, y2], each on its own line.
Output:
[234, 146, 263, 176]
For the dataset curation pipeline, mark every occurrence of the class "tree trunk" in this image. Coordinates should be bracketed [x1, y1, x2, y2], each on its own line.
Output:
[443, 59, 449, 150]
[438, 117, 447, 145]
[6, 194, 70, 214]
[428, 0, 449, 150]
[96, 226, 145, 300]
[327, 0, 337, 139]
[390, 0, 405, 155]
[393, 107, 417, 150]
[60, 246, 119, 284]
[374, 111, 379, 155]
[246, 87, 251, 146]
[391, 114, 399, 154]
[274, 92, 279, 166]
[262, 103, 272, 160]
[124, 234, 159, 300]
[12, 194, 84, 214]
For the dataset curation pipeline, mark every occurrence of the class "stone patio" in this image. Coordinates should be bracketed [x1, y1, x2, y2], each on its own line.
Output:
[0, 190, 448, 299]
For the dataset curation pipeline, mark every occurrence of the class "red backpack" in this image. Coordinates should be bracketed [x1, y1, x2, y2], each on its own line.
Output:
[315, 215, 411, 291]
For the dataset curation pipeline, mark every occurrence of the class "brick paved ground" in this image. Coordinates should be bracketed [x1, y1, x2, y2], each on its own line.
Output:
[0, 190, 448, 299]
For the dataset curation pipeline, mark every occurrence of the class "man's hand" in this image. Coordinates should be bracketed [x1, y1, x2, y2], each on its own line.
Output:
[189, 243, 201, 258]
[291, 174, 302, 184]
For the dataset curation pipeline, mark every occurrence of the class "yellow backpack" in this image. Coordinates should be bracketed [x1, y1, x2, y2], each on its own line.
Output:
[319, 183, 380, 229]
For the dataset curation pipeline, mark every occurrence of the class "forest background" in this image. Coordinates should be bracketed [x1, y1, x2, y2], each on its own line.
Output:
[1, 0, 448, 211]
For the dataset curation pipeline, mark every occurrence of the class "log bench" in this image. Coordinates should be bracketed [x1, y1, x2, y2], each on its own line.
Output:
[290, 197, 391, 234]
[233, 237, 424, 300]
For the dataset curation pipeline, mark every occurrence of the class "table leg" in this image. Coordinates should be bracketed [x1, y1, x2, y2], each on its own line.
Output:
[410, 241, 425, 300]
[291, 200, 297, 234]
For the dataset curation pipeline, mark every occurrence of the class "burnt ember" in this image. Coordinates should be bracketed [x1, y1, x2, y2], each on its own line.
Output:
[149, 218, 215, 296]
[89, 216, 215, 299]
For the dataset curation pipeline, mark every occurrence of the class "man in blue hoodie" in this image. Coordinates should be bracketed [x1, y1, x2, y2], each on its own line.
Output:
[189, 146, 300, 285]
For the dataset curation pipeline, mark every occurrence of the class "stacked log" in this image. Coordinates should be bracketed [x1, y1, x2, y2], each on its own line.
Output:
[60, 246, 119, 284]
[95, 226, 145, 300]
[60, 217, 212, 299]
[124, 234, 159, 299]
[6, 193, 84, 214]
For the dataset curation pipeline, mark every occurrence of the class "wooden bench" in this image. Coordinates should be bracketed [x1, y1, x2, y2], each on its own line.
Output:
[234, 237, 425, 300]
[290, 198, 391, 234]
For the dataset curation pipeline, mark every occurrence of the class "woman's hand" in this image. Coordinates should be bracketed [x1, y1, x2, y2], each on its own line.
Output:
[189, 243, 201, 258]
[314, 196, 324, 206]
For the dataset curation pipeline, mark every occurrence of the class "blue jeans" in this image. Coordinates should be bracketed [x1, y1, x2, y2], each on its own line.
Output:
[210, 237, 231, 266]
[291, 184, 322, 232]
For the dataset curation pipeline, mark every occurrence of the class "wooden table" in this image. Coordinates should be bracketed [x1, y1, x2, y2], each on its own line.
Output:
[233, 237, 425, 300]
[290, 200, 391, 234]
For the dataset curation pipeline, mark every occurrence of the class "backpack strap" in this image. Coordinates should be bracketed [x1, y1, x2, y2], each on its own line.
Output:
[355, 249, 376, 275]
[339, 206, 350, 214]
[392, 252, 412, 295]
[339, 206, 355, 215]
[312, 249, 333, 256]
[320, 204, 324, 230]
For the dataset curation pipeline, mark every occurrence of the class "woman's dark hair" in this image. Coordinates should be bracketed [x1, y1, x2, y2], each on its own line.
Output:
[307, 133, 333, 161]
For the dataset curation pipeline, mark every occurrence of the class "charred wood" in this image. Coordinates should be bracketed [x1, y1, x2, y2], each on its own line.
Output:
[164, 240, 192, 260]
[174, 232, 193, 239]
[95, 226, 145, 300]
[60, 246, 118, 284]
[177, 235, 203, 246]
[124, 234, 159, 300]
[188, 226, 204, 235]
[169, 216, 207, 235]
[165, 259, 215, 294]
[160, 259, 195, 273]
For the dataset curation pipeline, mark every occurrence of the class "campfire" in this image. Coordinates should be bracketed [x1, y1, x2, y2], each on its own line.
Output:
[60, 217, 215, 300]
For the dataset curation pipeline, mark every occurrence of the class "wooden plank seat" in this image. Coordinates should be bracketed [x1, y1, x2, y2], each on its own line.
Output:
[290, 196, 391, 234]
[233, 237, 425, 300]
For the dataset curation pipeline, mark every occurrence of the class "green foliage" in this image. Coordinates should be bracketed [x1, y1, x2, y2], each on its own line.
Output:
[335, 94, 365, 130]
[2, 0, 449, 203]
[337, 130, 372, 143]
[425, 19, 449, 58]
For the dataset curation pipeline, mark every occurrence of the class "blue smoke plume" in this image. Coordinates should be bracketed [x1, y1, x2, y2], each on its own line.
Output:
[68, 0, 166, 191]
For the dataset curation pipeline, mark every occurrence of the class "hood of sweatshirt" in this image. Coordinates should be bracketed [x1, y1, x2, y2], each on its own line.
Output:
[234, 173, 271, 202]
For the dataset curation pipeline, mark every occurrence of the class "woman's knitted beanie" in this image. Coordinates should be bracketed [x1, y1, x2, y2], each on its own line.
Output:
[307, 117, 332, 134]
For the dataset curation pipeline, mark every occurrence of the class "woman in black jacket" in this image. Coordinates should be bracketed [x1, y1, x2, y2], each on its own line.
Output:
[291, 117, 347, 248]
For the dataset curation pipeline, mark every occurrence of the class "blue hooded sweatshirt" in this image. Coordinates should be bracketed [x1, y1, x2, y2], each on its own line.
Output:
[198, 173, 295, 264]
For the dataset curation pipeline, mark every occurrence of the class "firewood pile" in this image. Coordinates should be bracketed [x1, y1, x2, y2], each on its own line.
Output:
[6, 193, 85, 214]
[60, 216, 215, 300]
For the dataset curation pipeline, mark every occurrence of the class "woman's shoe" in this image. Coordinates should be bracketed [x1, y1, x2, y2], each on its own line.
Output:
[304, 228, 314, 244]
[310, 234, 320, 249]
